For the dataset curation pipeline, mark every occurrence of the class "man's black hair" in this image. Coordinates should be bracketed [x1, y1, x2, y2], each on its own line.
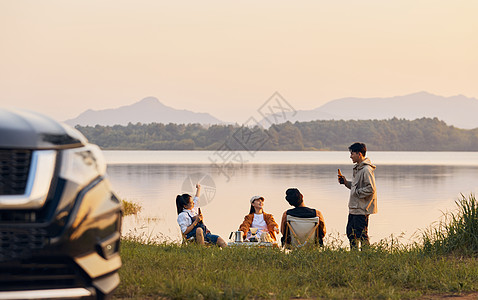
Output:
[285, 188, 303, 207]
[348, 142, 367, 156]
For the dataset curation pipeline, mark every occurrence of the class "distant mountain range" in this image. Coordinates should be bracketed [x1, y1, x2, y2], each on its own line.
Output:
[65, 92, 478, 129]
[279, 91, 478, 129]
[64, 97, 224, 126]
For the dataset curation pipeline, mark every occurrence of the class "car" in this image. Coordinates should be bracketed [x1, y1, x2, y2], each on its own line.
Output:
[0, 108, 122, 299]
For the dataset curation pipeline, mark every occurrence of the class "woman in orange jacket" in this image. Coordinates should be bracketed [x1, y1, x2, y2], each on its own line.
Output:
[239, 196, 279, 241]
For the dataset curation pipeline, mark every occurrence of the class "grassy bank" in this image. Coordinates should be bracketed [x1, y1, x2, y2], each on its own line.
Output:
[115, 195, 478, 299]
[116, 242, 477, 299]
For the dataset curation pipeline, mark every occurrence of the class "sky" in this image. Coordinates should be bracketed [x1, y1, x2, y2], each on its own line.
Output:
[1, 0, 477, 123]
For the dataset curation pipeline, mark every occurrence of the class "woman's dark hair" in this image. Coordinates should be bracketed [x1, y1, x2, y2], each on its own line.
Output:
[285, 188, 303, 207]
[176, 194, 191, 215]
[249, 205, 255, 214]
[348, 142, 367, 156]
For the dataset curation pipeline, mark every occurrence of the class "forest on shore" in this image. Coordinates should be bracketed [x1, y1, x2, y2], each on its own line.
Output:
[76, 117, 478, 151]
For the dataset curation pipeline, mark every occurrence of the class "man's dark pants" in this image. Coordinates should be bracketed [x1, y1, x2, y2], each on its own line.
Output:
[346, 214, 370, 249]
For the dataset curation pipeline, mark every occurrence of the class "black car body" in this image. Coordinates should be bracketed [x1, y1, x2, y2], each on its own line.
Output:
[0, 108, 121, 299]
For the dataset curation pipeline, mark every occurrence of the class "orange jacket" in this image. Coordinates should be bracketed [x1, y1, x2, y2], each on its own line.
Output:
[239, 213, 278, 240]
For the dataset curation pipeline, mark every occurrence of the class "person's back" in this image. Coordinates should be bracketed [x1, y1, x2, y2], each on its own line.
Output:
[281, 188, 326, 246]
[286, 206, 317, 219]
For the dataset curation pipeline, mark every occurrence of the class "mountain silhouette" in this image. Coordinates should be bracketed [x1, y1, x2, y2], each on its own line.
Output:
[66, 92, 478, 129]
[64, 97, 224, 126]
[279, 92, 478, 129]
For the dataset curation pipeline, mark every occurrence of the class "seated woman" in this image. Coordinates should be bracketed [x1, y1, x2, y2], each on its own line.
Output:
[280, 188, 326, 246]
[176, 184, 227, 247]
[239, 196, 279, 242]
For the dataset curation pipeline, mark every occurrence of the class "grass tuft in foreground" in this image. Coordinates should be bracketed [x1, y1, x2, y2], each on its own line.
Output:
[422, 193, 478, 256]
[121, 199, 142, 216]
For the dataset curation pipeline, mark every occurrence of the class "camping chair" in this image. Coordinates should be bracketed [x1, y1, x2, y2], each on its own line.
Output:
[181, 232, 196, 244]
[181, 230, 211, 246]
[284, 215, 323, 248]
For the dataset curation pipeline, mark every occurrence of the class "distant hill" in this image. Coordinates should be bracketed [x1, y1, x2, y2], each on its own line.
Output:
[275, 92, 478, 129]
[66, 92, 478, 129]
[64, 97, 224, 126]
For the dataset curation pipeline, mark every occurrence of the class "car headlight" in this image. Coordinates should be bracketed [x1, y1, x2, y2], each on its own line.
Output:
[59, 144, 106, 188]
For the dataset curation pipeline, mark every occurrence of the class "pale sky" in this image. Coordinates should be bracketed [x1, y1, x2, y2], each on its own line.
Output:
[1, 0, 477, 123]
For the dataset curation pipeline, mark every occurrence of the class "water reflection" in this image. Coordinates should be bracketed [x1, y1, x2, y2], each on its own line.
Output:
[109, 163, 478, 245]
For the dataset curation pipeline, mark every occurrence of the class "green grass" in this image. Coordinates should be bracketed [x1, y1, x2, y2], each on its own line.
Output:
[114, 194, 478, 299]
[422, 194, 478, 256]
[116, 242, 478, 299]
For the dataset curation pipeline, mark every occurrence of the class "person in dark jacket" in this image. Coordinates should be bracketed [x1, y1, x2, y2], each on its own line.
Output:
[280, 188, 326, 246]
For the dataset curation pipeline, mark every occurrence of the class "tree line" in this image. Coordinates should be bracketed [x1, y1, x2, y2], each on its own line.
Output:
[76, 117, 478, 151]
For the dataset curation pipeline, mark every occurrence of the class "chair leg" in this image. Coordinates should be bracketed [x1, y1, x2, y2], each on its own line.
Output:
[287, 223, 303, 245]
[302, 223, 319, 244]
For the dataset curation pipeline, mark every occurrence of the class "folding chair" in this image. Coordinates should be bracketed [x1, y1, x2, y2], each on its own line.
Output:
[284, 215, 322, 248]
[182, 232, 196, 244]
[181, 231, 211, 246]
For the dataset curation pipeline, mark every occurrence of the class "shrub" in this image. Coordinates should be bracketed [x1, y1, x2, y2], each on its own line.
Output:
[121, 199, 142, 216]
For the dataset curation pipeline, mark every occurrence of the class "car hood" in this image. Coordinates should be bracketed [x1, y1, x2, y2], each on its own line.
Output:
[0, 108, 87, 149]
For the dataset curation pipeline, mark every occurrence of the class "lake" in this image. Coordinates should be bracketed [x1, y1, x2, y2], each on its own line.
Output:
[104, 150, 478, 245]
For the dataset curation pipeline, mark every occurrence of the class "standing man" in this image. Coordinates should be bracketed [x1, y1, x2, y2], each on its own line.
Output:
[338, 142, 377, 249]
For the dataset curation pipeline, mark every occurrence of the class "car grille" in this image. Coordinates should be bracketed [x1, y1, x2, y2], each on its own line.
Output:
[0, 150, 32, 195]
[0, 257, 87, 291]
[0, 227, 48, 262]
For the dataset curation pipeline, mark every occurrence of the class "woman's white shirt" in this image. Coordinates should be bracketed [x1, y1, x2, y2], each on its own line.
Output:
[251, 213, 268, 230]
[245, 213, 268, 240]
[177, 196, 199, 233]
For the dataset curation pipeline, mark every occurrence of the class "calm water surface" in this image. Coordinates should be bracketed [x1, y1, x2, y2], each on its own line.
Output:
[105, 151, 478, 245]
